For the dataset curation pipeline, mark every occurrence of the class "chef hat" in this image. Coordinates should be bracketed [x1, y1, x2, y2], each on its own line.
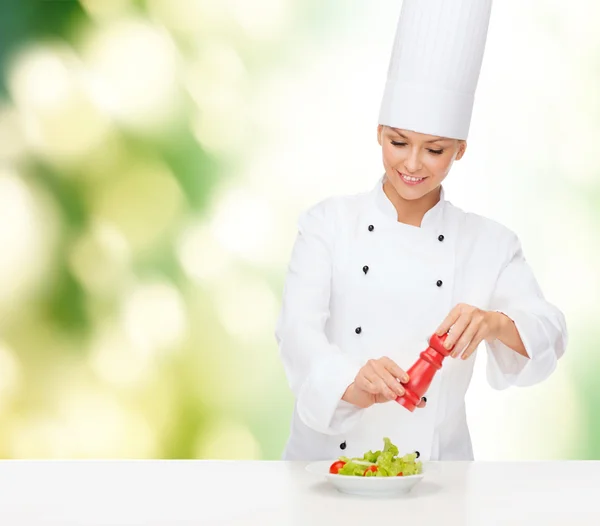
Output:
[378, 0, 493, 140]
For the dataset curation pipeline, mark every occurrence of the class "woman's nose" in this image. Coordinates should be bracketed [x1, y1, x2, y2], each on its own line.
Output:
[403, 150, 422, 173]
[403, 160, 422, 174]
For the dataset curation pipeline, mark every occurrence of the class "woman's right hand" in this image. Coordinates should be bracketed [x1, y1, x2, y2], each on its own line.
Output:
[342, 357, 426, 409]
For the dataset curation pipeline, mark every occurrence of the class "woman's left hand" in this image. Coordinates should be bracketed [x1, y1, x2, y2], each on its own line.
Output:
[435, 304, 503, 360]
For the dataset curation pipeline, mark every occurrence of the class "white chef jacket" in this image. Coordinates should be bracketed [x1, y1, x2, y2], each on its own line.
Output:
[275, 176, 567, 461]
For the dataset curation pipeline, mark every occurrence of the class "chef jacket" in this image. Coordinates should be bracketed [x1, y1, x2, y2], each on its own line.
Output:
[276, 176, 567, 461]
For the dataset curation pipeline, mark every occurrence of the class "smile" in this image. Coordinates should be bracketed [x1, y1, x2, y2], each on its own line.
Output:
[396, 170, 427, 185]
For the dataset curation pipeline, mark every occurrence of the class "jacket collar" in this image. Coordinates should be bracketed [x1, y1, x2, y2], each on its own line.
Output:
[372, 174, 446, 231]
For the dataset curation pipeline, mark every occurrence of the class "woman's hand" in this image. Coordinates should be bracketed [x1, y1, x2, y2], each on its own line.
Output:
[342, 357, 427, 409]
[436, 303, 503, 360]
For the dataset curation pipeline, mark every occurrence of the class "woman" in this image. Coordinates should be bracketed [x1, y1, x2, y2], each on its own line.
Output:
[275, 0, 567, 461]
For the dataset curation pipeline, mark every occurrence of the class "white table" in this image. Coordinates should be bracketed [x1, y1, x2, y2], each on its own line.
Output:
[0, 461, 599, 525]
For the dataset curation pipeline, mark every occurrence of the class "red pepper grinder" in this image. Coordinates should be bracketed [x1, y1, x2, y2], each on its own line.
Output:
[396, 333, 455, 412]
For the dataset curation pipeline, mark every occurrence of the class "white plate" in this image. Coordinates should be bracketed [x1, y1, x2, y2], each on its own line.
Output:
[305, 460, 425, 497]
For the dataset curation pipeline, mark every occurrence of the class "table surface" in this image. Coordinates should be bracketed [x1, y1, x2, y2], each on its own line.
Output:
[0, 460, 599, 525]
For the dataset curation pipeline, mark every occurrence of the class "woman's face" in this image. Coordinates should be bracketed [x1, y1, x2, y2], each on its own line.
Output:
[377, 125, 466, 201]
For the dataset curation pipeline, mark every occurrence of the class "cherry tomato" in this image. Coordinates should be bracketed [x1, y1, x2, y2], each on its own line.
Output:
[329, 460, 346, 474]
[363, 465, 378, 476]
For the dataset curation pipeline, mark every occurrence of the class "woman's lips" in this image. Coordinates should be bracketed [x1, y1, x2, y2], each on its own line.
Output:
[396, 169, 427, 186]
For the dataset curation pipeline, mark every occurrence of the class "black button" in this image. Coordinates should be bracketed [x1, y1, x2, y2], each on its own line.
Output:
[340, 441, 347, 450]
[368, 225, 374, 232]
[438, 234, 444, 242]
[355, 327, 362, 334]
[421, 396, 427, 403]
[415, 450, 420, 459]
[363, 265, 369, 274]
[436, 280, 443, 287]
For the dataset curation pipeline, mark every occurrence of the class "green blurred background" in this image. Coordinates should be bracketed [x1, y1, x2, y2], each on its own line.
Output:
[0, 0, 597, 459]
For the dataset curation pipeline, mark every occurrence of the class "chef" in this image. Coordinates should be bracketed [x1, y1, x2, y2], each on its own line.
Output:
[275, 0, 567, 461]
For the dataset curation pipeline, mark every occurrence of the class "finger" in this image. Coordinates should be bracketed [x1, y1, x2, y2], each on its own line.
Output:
[436, 305, 462, 336]
[417, 396, 427, 409]
[461, 327, 486, 360]
[444, 313, 472, 351]
[354, 368, 375, 393]
[451, 318, 480, 358]
[373, 362, 406, 397]
[365, 371, 396, 400]
[355, 361, 378, 392]
[380, 357, 409, 383]
[378, 380, 397, 400]
[358, 373, 379, 394]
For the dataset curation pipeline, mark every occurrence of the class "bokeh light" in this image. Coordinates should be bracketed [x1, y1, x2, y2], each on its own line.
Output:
[0, 342, 21, 414]
[87, 159, 185, 252]
[0, 168, 60, 322]
[81, 18, 182, 132]
[8, 43, 112, 166]
[121, 280, 188, 356]
[195, 419, 262, 460]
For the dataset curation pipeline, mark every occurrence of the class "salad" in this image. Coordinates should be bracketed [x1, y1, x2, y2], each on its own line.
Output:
[328, 437, 422, 477]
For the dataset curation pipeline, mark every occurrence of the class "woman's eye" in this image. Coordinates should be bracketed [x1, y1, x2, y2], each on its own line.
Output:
[390, 141, 443, 155]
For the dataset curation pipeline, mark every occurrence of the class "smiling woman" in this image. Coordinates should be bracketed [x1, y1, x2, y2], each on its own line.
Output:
[377, 126, 466, 227]
[275, 0, 567, 463]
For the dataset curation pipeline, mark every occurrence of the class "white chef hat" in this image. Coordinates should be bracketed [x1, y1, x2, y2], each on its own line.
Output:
[379, 0, 493, 140]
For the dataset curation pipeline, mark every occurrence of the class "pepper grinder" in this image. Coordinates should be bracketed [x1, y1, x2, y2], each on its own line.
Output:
[396, 333, 454, 412]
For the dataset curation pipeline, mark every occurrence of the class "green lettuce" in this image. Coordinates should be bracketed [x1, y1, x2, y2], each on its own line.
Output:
[334, 437, 423, 477]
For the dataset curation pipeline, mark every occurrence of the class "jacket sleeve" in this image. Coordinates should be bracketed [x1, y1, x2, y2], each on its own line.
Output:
[485, 233, 568, 390]
[275, 199, 365, 435]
